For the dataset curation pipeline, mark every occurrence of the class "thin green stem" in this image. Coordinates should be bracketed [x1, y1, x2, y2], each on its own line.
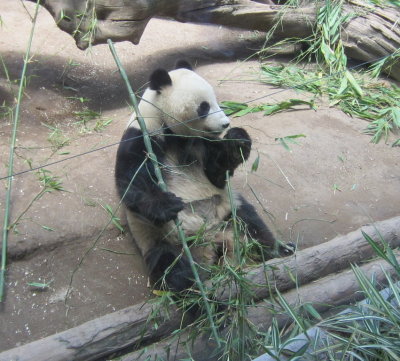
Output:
[226, 172, 246, 360]
[107, 39, 221, 347]
[8, 189, 47, 232]
[1, 0, 41, 303]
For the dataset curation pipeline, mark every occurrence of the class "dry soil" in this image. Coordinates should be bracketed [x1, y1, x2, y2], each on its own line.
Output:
[0, 0, 399, 353]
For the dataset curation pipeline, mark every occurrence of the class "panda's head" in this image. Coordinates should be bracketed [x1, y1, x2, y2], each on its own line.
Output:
[144, 61, 230, 137]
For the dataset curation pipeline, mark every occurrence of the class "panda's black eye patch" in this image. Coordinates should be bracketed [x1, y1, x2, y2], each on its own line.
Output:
[197, 101, 210, 118]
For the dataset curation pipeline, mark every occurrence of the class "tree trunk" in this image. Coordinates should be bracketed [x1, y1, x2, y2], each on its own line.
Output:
[32, 0, 400, 79]
[1, 216, 399, 361]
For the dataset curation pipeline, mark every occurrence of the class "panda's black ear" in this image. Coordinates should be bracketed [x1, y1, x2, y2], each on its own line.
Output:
[150, 69, 172, 92]
[175, 60, 193, 71]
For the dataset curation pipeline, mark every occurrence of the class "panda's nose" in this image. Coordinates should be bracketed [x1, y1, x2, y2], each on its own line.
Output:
[222, 123, 229, 129]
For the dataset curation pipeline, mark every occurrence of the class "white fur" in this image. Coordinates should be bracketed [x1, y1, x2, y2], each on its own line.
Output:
[127, 68, 230, 136]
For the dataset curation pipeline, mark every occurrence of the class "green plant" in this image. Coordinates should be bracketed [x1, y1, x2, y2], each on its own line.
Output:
[259, 63, 400, 145]
[59, 58, 80, 88]
[275, 134, 306, 151]
[42, 123, 71, 151]
[101, 203, 125, 233]
[1, 0, 41, 302]
[72, 1, 98, 49]
[299, 0, 352, 73]
[314, 244, 400, 360]
[8, 169, 65, 233]
[27, 279, 53, 290]
[235, 0, 400, 145]
[73, 108, 112, 133]
[221, 99, 316, 118]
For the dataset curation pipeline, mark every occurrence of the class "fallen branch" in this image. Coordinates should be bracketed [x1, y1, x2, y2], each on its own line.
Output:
[31, 0, 400, 79]
[0, 216, 399, 361]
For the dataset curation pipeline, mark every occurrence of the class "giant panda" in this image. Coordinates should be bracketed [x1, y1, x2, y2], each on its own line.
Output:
[115, 61, 292, 292]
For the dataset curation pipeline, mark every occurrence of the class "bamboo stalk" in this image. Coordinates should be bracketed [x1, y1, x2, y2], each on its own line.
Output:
[1, 0, 41, 303]
[107, 40, 221, 346]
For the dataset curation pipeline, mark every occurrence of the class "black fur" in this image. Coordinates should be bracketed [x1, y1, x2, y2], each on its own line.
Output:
[204, 127, 252, 188]
[149, 69, 172, 93]
[175, 60, 193, 70]
[115, 126, 255, 290]
[115, 127, 184, 224]
[145, 244, 194, 292]
[197, 101, 210, 118]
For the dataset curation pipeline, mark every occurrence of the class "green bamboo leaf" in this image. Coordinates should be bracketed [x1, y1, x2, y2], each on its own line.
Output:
[275, 134, 306, 151]
[28, 280, 52, 289]
[345, 70, 363, 97]
[337, 76, 348, 95]
[362, 231, 387, 259]
[392, 139, 400, 147]
[278, 137, 290, 151]
[234, 106, 262, 117]
[220, 101, 248, 116]
[352, 265, 396, 323]
[390, 107, 400, 127]
[283, 134, 307, 140]
[251, 154, 260, 172]
[275, 288, 306, 331]
[41, 225, 55, 232]
[263, 104, 282, 115]
[271, 318, 281, 349]
[303, 303, 323, 321]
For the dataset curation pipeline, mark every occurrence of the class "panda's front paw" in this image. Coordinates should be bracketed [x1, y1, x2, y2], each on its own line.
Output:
[278, 242, 296, 257]
[148, 192, 185, 224]
[224, 127, 252, 163]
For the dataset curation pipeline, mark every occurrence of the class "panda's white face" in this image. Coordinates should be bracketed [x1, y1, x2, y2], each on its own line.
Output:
[142, 67, 230, 137]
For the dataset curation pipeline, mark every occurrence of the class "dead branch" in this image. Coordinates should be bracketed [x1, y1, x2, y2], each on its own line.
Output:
[31, 0, 399, 79]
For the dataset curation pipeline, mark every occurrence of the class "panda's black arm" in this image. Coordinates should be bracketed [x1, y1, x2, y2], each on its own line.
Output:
[203, 127, 252, 189]
[115, 127, 184, 224]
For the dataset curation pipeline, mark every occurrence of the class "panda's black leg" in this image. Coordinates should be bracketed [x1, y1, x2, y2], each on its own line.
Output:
[144, 244, 194, 293]
[236, 196, 295, 259]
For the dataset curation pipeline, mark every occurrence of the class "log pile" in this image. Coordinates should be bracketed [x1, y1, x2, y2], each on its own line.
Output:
[0, 216, 399, 361]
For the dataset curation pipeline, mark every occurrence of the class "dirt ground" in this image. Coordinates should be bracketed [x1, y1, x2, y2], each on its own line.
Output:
[0, 0, 399, 354]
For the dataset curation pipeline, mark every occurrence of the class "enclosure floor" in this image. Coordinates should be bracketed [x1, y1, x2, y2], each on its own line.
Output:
[1, 0, 399, 352]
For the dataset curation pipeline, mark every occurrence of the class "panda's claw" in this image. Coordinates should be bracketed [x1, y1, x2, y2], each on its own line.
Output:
[278, 242, 296, 257]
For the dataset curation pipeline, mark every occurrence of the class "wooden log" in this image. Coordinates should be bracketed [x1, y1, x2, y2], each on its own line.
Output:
[0, 302, 184, 361]
[31, 0, 400, 79]
[118, 253, 400, 361]
[216, 216, 400, 302]
[1, 216, 399, 361]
